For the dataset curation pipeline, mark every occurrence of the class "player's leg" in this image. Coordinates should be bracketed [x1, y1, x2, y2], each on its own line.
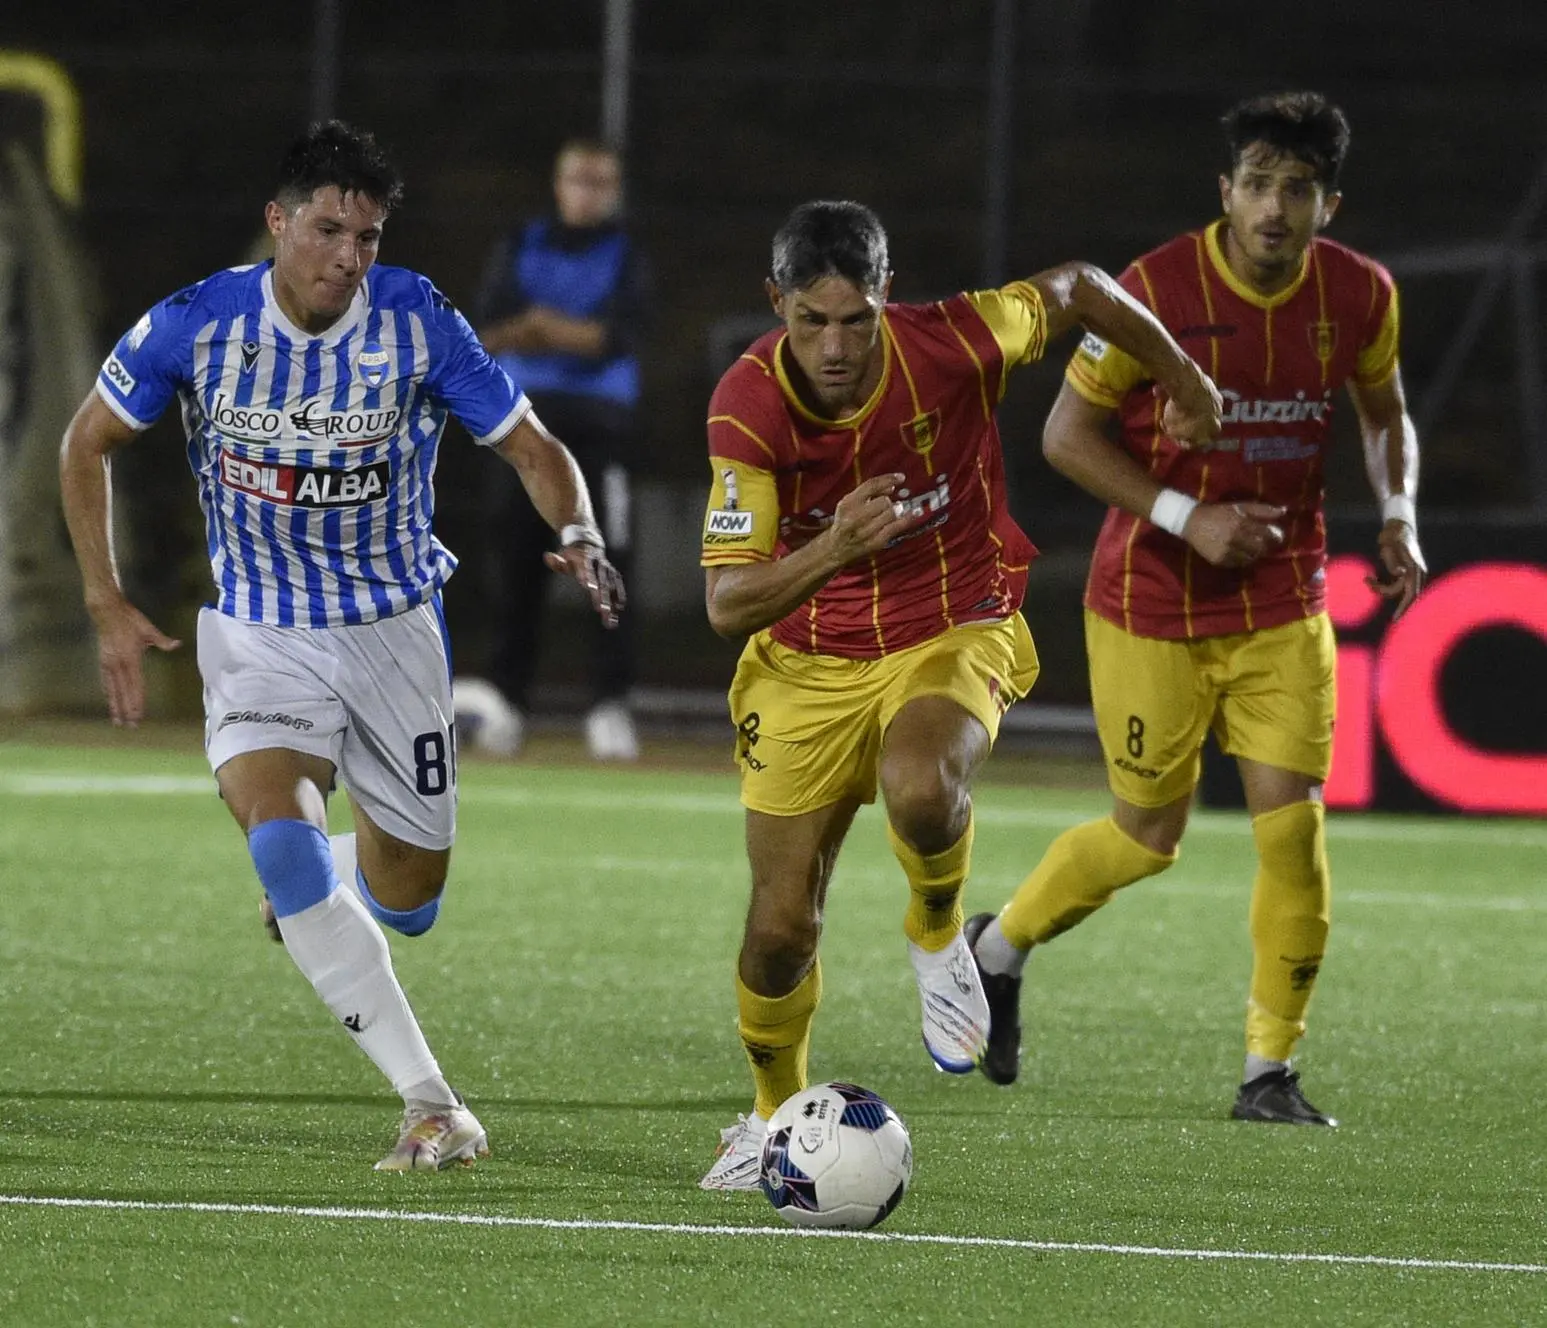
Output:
[1217, 614, 1337, 1126]
[702, 632, 877, 1190]
[877, 616, 1041, 1073]
[967, 612, 1209, 1085]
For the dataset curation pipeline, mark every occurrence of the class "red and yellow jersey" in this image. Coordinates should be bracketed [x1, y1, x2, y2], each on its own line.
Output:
[1070, 219, 1400, 639]
[701, 286, 1046, 658]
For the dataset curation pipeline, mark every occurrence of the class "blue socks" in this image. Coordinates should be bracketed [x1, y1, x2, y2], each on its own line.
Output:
[356, 869, 441, 937]
[248, 820, 337, 917]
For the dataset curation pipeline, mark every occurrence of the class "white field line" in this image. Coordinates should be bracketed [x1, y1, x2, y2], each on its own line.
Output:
[0, 1194, 1541, 1274]
[4, 769, 1547, 850]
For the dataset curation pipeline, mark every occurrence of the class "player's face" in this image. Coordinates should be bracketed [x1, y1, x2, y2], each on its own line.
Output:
[265, 186, 386, 333]
[554, 149, 621, 227]
[768, 274, 890, 416]
[1219, 144, 1340, 291]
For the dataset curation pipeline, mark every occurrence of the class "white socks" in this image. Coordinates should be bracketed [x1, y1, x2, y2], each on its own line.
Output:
[972, 915, 1030, 979]
[275, 887, 455, 1108]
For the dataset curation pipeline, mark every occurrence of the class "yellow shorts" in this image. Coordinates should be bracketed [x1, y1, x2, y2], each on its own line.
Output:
[728, 615, 1041, 816]
[1085, 609, 1336, 807]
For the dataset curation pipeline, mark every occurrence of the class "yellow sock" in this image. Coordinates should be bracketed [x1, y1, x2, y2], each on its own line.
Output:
[999, 816, 1174, 949]
[737, 961, 822, 1120]
[1246, 801, 1330, 1062]
[890, 816, 973, 953]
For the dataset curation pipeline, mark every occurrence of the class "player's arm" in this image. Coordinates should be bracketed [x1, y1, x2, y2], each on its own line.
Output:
[491, 411, 624, 626]
[1028, 263, 1222, 444]
[1349, 367, 1425, 618]
[58, 392, 181, 725]
[704, 474, 921, 639]
[1043, 383, 1286, 569]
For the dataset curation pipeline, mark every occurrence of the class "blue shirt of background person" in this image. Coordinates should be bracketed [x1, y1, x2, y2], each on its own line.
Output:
[475, 139, 646, 408]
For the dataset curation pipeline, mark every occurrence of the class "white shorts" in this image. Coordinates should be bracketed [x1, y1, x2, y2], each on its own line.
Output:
[198, 603, 457, 849]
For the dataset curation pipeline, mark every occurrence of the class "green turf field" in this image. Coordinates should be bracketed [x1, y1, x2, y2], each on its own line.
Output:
[1, 738, 1545, 1326]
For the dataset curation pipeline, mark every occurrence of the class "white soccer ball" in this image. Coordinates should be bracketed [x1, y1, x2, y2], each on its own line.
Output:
[760, 1082, 913, 1230]
[450, 677, 523, 757]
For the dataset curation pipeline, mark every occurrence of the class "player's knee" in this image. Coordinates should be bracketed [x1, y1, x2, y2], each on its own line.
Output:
[881, 764, 969, 855]
[356, 869, 445, 937]
[743, 911, 821, 989]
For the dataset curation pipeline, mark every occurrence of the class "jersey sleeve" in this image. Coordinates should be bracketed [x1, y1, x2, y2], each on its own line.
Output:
[1062, 266, 1148, 408]
[961, 281, 1049, 372]
[421, 279, 531, 443]
[94, 287, 200, 430]
[701, 374, 783, 566]
[1354, 265, 1400, 388]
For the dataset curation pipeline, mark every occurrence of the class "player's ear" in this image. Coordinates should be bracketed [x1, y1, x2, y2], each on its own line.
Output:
[264, 200, 287, 242]
[765, 277, 785, 319]
[1318, 190, 1343, 231]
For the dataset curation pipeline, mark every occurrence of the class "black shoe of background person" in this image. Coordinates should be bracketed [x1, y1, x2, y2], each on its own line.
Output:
[1231, 1069, 1338, 1127]
[963, 911, 1021, 1086]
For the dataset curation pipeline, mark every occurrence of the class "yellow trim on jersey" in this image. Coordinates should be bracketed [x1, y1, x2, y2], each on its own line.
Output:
[1355, 282, 1401, 386]
[700, 457, 780, 566]
[1204, 219, 1310, 309]
[962, 282, 1050, 386]
[707, 413, 778, 464]
[1065, 335, 1145, 408]
[772, 325, 893, 430]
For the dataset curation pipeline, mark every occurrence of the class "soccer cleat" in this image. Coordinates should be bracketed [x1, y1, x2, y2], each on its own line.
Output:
[585, 701, 639, 762]
[909, 930, 990, 1074]
[259, 894, 283, 944]
[1231, 1069, 1338, 1127]
[963, 911, 1022, 1086]
[375, 1095, 491, 1171]
[698, 1112, 768, 1190]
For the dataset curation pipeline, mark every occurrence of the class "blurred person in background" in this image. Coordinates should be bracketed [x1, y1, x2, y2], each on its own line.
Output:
[966, 91, 1426, 1127]
[695, 199, 1222, 1189]
[472, 138, 648, 761]
[60, 120, 623, 1170]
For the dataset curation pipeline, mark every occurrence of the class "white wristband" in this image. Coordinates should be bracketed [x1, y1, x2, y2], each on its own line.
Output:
[558, 522, 604, 549]
[1381, 495, 1416, 528]
[1149, 488, 1199, 538]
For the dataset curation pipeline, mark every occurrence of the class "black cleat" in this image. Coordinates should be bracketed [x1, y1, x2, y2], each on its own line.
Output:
[1231, 1069, 1337, 1127]
[259, 894, 283, 944]
[963, 912, 1022, 1086]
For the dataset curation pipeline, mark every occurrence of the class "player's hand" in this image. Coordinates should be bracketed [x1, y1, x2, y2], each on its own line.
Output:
[1160, 370, 1224, 450]
[825, 473, 926, 565]
[545, 541, 626, 629]
[1365, 518, 1426, 620]
[88, 596, 181, 726]
[1182, 501, 1287, 568]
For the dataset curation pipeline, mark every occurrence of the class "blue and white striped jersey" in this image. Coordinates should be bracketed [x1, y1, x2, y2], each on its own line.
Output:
[96, 261, 530, 628]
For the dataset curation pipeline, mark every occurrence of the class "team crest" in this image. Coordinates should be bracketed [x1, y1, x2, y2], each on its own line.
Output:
[357, 344, 390, 389]
[1309, 320, 1337, 364]
[900, 409, 941, 456]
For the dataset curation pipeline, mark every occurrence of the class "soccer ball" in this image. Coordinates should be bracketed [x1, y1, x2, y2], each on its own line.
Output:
[450, 677, 523, 757]
[760, 1082, 913, 1230]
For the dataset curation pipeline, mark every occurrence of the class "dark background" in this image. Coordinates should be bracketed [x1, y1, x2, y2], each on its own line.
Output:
[6, 2, 1547, 705]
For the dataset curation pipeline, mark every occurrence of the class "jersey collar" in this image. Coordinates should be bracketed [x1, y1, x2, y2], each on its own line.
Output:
[261, 264, 369, 344]
[1205, 219, 1311, 310]
[773, 314, 894, 429]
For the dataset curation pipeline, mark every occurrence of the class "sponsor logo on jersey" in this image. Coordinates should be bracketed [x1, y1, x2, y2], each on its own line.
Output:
[1078, 333, 1109, 361]
[720, 467, 741, 510]
[104, 356, 136, 395]
[357, 344, 390, 388]
[1220, 389, 1332, 426]
[208, 392, 402, 445]
[240, 340, 261, 374]
[127, 313, 153, 351]
[706, 509, 753, 537]
[1177, 323, 1237, 338]
[1244, 436, 1321, 464]
[220, 450, 390, 507]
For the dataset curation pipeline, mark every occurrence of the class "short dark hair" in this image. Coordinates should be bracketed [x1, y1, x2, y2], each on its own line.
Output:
[275, 120, 405, 214]
[771, 201, 890, 294]
[1222, 92, 1351, 190]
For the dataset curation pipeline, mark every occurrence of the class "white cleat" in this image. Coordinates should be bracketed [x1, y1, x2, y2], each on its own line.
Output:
[910, 931, 991, 1074]
[375, 1098, 490, 1172]
[585, 701, 639, 762]
[698, 1112, 768, 1190]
